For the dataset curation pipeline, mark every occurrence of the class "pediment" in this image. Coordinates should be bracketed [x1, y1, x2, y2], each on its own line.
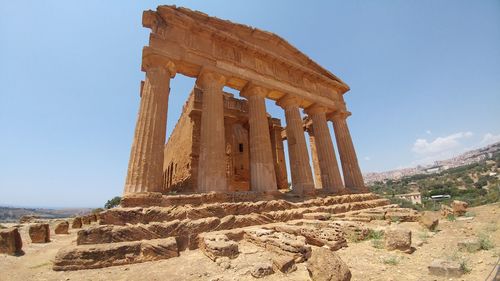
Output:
[151, 5, 347, 91]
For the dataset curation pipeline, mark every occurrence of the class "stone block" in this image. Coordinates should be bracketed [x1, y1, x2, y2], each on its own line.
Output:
[428, 259, 463, 277]
[29, 223, 50, 243]
[199, 234, 239, 261]
[53, 237, 178, 271]
[272, 254, 296, 273]
[307, 247, 351, 281]
[72, 217, 82, 229]
[419, 211, 439, 231]
[457, 238, 481, 252]
[384, 228, 411, 253]
[451, 200, 468, 216]
[244, 228, 311, 262]
[0, 227, 23, 255]
[55, 221, 69, 234]
[251, 262, 274, 278]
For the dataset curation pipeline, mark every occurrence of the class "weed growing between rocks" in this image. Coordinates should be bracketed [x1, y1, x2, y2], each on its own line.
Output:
[460, 259, 472, 274]
[446, 214, 456, 222]
[478, 233, 494, 250]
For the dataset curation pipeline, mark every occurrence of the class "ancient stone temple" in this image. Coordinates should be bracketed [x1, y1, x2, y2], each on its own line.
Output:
[124, 5, 367, 199]
[54, 6, 395, 273]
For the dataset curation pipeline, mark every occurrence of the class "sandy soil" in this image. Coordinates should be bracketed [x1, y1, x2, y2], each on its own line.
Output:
[0, 203, 499, 281]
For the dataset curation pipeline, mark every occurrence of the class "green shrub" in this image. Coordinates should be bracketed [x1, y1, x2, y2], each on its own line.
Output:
[383, 256, 399, 265]
[446, 214, 456, 222]
[371, 239, 384, 249]
[367, 230, 384, 240]
[464, 211, 475, 217]
[92, 208, 104, 214]
[478, 234, 494, 250]
[460, 259, 472, 274]
[104, 196, 121, 209]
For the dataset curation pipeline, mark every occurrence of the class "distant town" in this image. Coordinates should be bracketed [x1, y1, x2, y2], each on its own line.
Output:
[364, 141, 500, 184]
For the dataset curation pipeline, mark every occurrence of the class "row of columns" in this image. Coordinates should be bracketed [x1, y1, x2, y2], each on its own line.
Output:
[124, 65, 366, 195]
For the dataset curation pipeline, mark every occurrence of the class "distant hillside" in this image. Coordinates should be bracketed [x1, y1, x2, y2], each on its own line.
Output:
[364, 141, 500, 184]
[368, 149, 500, 210]
[0, 207, 93, 223]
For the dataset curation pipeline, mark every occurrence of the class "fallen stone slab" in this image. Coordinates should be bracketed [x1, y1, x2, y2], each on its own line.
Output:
[0, 227, 23, 255]
[244, 228, 311, 262]
[385, 208, 419, 222]
[456, 216, 474, 221]
[428, 259, 463, 277]
[199, 234, 239, 261]
[53, 237, 178, 271]
[55, 221, 69, 234]
[274, 223, 347, 251]
[272, 254, 296, 273]
[330, 221, 371, 241]
[29, 223, 50, 243]
[457, 238, 481, 252]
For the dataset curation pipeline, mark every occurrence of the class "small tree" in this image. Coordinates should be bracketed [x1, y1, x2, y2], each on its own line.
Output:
[104, 196, 121, 209]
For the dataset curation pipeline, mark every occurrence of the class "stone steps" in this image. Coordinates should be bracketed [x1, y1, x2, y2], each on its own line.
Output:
[99, 193, 381, 226]
[76, 198, 389, 248]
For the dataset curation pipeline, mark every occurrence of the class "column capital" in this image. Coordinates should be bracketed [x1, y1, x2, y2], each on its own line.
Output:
[196, 69, 226, 89]
[240, 83, 268, 99]
[276, 95, 300, 109]
[141, 47, 176, 77]
[328, 110, 352, 121]
[304, 104, 331, 115]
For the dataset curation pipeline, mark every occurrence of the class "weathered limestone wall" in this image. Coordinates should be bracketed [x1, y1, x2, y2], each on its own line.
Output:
[163, 93, 196, 192]
[270, 118, 288, 189]
[229, 123, 250, 191]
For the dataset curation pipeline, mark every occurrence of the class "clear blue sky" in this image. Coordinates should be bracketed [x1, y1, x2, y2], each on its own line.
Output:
[1, 1, 499, 208]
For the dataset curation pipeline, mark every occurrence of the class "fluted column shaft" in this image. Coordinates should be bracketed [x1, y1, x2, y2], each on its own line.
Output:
[197, 71, 228, 193]
[331, 111, 367, 192]
[124, 66, 173, 194]
[242, 85, 277, 192]
[307, 107, 344, 193]
[308, 132, 322, 189]
[278, 97, 315, 195]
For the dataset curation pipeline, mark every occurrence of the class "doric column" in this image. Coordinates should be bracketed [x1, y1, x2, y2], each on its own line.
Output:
[307, 130, 322, 189]
[196, 70, 228, 193]
[241, 84, 277, 192]
[277, 96, 315, 195]
[124, 60, 176, 194]
[306, 105, 344, 193]
[330, 110, 367, 192]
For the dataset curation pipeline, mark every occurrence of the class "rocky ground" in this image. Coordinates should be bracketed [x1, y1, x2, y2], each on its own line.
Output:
[0, 203, 499, 281]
